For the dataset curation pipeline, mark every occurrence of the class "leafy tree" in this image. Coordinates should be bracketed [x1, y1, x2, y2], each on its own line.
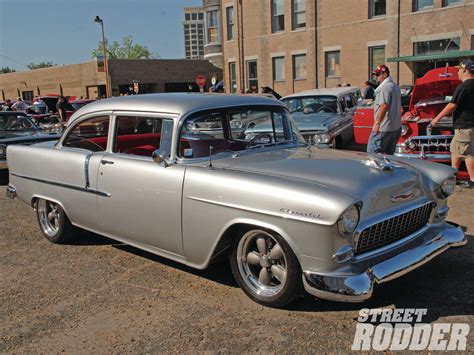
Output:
[92, 35, 157, 59]
[28, 62, 56, 70]
[0, 66, 16, 74]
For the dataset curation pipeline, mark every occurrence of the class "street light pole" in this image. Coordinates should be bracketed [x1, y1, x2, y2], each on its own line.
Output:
[94, 16, 111, 98]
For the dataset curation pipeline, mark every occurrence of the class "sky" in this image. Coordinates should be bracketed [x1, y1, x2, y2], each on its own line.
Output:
[0, 0, 202, 71]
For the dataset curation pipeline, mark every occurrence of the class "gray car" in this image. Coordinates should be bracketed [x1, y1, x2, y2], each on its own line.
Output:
[281, 87, 361, 148]
[6, 93, 465, 307]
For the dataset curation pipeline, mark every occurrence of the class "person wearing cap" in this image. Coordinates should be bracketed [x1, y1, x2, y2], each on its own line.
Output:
[367, 64, 402, 155]
[432, 59, 474, 188]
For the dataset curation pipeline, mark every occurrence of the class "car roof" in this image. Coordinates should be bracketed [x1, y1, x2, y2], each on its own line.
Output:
[282, 87, 361, 100]
[69, 93, 286, 123]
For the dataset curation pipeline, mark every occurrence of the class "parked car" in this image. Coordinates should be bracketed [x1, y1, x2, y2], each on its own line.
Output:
[0, 112, 61, 171]
[281, 87, 362, 148]
[27, 96, 76, 128]
[70, 99, 96, 111]
[6, 93, 465, 307]
[353, 66, 468, 180]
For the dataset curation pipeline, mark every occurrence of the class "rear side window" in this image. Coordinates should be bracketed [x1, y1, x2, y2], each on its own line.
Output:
[344, 95, 355, 109]
[114, 116, 163, 157]
[62, 115, 109, 152]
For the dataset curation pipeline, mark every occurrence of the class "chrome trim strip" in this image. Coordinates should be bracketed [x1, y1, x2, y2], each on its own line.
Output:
[186, 196, 330, 225]
[354, 125, 373, 129]
[84, 153, 92, 188]
[10, 173, 111, 197]
[403, 135, 454, 140]
[394, 152, 451, 160]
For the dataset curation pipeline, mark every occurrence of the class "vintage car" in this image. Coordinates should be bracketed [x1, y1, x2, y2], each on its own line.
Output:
[0, 112, 61, 171]
[353, 66, 468, 180]
[6, 93, 466, 307]
[281, 87, 361, 148]
[27, 96, 76, 129]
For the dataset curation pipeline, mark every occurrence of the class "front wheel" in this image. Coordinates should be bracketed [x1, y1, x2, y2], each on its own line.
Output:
[36, 199, 76, 243]
[230, 229, 303, 307]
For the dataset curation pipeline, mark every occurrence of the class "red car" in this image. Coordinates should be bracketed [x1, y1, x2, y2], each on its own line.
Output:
[353, 66, 468, 180]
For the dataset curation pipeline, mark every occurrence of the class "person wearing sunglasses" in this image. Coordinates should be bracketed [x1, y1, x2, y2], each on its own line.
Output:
[432, 59, 474, 189]
[367, 64, 402, 155]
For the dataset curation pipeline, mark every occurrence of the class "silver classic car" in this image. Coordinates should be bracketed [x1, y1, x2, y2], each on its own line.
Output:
[281, 87, 361, 148]
[6, 93, 466, 307]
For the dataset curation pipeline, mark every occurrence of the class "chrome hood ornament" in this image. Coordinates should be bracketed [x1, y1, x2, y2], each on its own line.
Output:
[364, 155, 398, 171]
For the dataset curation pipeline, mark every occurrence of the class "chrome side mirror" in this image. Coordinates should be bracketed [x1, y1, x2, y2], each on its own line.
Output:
[152, 149, 170, 167]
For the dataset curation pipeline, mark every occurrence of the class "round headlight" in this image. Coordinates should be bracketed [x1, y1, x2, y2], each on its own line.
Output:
[0, 145, 6, 159]
[313, 134, 321, 144]
[401, 123, 409, 137]
[313, 133, 330, 144]
[441, 178, 456, 197]
[405, 140, 417, 151]
[337, 204, 360, 234]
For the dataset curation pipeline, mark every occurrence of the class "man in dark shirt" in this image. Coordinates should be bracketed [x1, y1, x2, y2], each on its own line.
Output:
[432, 60, 474, 188]
[363, 81, 375, 100]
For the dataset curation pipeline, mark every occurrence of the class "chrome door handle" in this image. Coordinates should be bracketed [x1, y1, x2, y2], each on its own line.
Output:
[101, 160, 114, 165]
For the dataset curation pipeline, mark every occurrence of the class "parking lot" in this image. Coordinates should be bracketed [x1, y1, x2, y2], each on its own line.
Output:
[0, 179, 473, 352]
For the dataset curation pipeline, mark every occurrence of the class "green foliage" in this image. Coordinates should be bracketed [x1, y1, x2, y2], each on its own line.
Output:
[92, 35, 157, 59]
[0, 66, 16, 74]
[28, 62, 56, 70]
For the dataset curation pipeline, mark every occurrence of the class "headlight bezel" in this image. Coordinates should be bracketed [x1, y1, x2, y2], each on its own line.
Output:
[0, 144, 6, 159]
[401, 123, 409, 137]
[337, 203, 361, 235]
[440, 177, 456, 198]
[313, 133, 330, 144]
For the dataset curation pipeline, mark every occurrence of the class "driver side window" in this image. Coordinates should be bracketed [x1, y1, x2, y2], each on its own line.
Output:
[62, 115, 109, 152]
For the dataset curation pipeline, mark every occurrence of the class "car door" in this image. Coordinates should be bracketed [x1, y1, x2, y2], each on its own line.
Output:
[96, 113, 185, 257]
[40, 113, 111, 230]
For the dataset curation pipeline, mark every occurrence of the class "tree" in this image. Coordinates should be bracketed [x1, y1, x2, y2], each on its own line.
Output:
[28, 62, 56, 70]
[92, 35, 157, 59]
[0, 66, 16, 74]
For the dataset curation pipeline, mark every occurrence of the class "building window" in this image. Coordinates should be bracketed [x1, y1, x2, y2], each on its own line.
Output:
[207, 10, 219, 43]
[271, 0, 285, 33]
[413, 0, 433, 11]
[292, 0, 306, 29]
[185, 13, 190, 21]
[229, 62, 237, 93]
[369, 0, 386, 18]
[369, 46, 385, 78]
[246, 60, 258, 91]
[198, 13, 204, 20]
[414, 37, 460, 55]
[325, 51, 341, 77]
[293, 54, 307, 80]
[192, 13, 197, 20]
[226, 6, 234, 41]
[272, 57, 285, 81]
[442, 0, 463, 6]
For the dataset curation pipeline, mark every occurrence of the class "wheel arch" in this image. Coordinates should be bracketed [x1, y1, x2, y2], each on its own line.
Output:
[31, 194, 70, 218]
[208, 218, 301, 266]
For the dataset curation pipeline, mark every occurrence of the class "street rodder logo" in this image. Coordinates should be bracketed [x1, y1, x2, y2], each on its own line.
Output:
[352, 308, 470, 351]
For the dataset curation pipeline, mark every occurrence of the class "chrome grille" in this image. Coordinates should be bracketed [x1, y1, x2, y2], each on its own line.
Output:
[355, 203, 434, 256]
[405, 135, 452, 154]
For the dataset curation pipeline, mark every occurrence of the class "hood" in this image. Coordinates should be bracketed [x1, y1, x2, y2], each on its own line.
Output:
[41, 97, 75, 112]
[0, 130, 61, 144]
[213, 147, 431, 217]
[409, 67, 460, 111]
[291, 112, 340, 132]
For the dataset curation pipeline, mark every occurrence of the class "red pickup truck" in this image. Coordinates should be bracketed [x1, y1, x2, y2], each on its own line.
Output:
[353, 66, 468, 180]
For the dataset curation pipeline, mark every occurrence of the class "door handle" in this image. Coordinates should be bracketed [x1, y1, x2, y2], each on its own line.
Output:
[101, 160, 114, 165]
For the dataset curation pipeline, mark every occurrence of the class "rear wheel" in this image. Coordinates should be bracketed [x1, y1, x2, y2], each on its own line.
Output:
[36, 199, 76, 243]
[230, 229, 303, 307]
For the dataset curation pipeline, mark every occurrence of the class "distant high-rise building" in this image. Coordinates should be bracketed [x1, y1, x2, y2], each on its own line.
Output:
[183, 7, 205, 60]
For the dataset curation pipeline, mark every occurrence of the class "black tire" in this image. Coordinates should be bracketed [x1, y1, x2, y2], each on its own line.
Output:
[35, 198, 77, 244]
[230, 229, 303, 308]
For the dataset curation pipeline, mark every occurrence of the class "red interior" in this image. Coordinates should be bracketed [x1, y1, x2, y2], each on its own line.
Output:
[89, 133, 161, 156]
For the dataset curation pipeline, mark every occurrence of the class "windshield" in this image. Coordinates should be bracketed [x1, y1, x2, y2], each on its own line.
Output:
[0, 114, 37, 131]
[282, 95, 339, 114]
[179, 107, 305, 159]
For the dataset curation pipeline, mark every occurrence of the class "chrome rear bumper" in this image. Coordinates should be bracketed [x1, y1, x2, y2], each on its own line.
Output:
[303, 222, 466, 302]
[6, 185, 16, 199]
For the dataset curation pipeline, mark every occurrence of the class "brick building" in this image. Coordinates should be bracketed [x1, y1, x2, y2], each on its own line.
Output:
[0, 59, 222, 101]
[219, 0, 474, 96]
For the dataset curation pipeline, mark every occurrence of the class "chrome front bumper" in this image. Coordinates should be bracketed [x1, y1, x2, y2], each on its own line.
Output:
[303, 222, 466, 302]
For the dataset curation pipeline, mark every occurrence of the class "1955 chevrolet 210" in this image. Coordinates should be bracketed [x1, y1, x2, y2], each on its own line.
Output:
[6, 93, 466, 307]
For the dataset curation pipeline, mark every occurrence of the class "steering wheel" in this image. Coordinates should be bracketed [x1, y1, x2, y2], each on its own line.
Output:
[248, 133, 273, 146]
[317, 105, 335, 114]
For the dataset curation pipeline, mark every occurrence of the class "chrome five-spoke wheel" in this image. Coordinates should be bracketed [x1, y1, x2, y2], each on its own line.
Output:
[231, 229, 302, 307]
[35, 198, 76, 244]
